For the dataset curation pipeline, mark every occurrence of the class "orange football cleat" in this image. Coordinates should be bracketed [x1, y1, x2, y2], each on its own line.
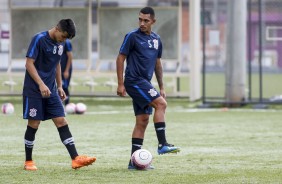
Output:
[72, 155, 96, 169]
[24, 161, 37, 171]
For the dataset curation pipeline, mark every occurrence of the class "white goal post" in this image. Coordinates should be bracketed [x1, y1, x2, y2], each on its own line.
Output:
[189, 0, 201, 101]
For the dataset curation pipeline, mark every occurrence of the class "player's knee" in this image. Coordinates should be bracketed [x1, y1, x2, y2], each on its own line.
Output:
[138, 117, 149, 125]
[54, 117, 68, 128]
[156, 98, 167, 110]
[136, 117, 149, 130]
[28, 120, 40, 129]
[141, 116, 149, 124]
[136, 114, 149, 122]
[151, 97, 167, 110]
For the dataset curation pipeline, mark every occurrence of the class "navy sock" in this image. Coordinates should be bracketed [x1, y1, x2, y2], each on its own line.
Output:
[24, 126, 38, 161]
[129, 138, 143, 165]
[131, 138, 143, 155]
[58, 125, 78, 159]
[154, 122, 167, 147]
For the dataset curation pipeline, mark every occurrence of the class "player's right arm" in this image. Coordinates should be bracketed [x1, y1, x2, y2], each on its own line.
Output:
[116, 31, 135, 97]
[116, 53, 126, 97]
[25, 58, 51, 97]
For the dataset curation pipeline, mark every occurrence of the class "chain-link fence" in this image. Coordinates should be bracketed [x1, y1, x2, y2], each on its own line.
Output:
[201, 0, 282, 106]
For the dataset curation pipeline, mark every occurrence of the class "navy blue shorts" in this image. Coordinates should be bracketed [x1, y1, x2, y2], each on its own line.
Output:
[23, 95, 65, 121]
[125, 79, 160, 116]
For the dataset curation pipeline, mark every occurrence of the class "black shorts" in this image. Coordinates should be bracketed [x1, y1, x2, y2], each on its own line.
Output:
[125, 79, 160, 116]
[23, 94, 65, 121]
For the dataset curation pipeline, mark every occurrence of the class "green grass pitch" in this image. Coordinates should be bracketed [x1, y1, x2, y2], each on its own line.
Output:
[0, 97, 282, 184]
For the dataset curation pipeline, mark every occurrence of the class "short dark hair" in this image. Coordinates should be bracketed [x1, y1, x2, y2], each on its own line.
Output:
[57, 19, 76, 39]
[140, 7, 155, 19]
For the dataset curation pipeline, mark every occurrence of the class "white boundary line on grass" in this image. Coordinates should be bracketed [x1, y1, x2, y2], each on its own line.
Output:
[85, 108, 282, 115]
[85, 110, 132, 115]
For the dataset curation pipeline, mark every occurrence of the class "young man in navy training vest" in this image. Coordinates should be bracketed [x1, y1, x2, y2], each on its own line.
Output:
[116, 7, 180, 170]
[23, 19, 96, 170]
[61, 38, 73, 105]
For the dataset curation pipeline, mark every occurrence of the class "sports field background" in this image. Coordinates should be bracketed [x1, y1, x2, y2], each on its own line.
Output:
[1, 97, 282, 184]
[2, 73, 282, 99]
[1, 1, 282, 183]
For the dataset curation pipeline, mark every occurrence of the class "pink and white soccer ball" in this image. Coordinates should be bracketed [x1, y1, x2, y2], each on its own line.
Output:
[65, 103, 76, 114]
[1, 103, 15, 114]
[75, 102, 87, 114]
[131, 149, 153, 170]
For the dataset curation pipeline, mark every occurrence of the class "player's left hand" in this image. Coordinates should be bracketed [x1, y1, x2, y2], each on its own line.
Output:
[160, 89, 166, 99]
[117, 84, 126, 97]
[58, 87, 66, 101]
[63, 71, 69, 79]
